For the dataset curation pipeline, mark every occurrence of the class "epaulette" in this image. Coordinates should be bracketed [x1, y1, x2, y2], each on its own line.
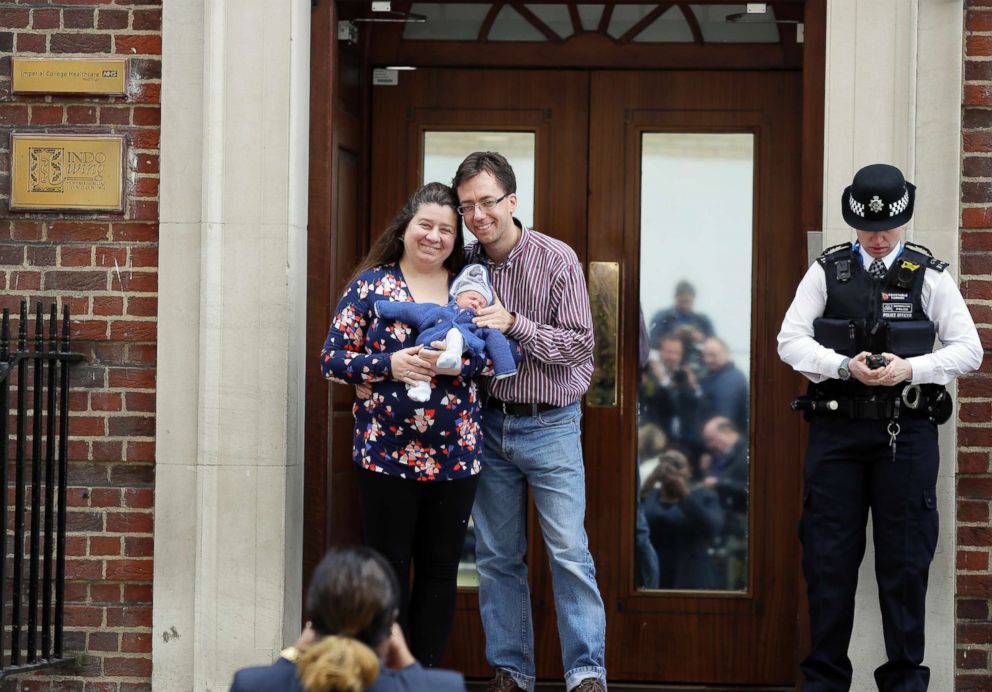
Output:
[815, 241, 853, 267]
[903, 242, 947, 272]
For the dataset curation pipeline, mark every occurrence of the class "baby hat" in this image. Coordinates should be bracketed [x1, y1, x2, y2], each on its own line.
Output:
[449, 264, 494, 305]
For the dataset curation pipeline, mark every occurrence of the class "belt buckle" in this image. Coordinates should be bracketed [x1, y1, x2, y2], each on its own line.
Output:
[500, 400, 510, 415]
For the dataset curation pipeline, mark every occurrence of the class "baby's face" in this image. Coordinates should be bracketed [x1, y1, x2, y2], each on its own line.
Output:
[455, 290, 488, 312]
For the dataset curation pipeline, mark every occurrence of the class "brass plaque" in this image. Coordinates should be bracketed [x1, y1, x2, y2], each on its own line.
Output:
[12, 58, 127, 95]
[587, 261, 620, 408]
[10, 134, 125, 212]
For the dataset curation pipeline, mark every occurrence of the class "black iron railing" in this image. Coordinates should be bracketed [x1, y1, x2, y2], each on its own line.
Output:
[0, 301, 84, 678]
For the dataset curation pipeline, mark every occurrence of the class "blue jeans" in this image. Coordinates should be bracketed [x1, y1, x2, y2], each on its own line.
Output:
[473, 402, 607, 691]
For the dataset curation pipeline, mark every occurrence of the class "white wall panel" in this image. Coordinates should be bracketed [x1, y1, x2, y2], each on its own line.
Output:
[822, 2, 963, 689]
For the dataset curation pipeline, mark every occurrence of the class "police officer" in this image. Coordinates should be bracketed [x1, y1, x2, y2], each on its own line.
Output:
[777, 163, 983, 691]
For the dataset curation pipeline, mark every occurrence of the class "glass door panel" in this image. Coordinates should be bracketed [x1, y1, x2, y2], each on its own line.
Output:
[422, 130, 537, 587]
[635, 133, 753, 592]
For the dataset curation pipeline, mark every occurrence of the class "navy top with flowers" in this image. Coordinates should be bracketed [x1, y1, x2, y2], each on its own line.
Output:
[320, 263, 490, 481]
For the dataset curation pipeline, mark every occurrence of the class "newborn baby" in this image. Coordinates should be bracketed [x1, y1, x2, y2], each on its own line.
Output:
[375, 264, 518, 402]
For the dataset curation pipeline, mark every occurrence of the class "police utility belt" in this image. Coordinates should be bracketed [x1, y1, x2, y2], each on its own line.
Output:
[791, 384, 952, 424]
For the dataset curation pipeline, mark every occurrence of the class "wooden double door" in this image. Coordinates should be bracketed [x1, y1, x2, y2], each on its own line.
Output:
[365, 68, 805, 686]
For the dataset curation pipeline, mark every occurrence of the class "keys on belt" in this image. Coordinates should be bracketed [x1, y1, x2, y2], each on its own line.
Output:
[486, 396, 558, 417]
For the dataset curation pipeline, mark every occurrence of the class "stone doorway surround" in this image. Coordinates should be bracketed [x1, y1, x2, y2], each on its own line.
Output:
[153, 0, 963, 689]
[154, 0, 310, 689]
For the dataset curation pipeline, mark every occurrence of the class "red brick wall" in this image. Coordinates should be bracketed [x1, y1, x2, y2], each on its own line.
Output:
[960, 3, 992, 689]
[0, 1, 159, 689]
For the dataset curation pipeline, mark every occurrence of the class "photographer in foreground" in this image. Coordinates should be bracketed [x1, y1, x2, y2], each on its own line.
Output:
[230, 547, 465, 692]
[777, 163, 982, 691]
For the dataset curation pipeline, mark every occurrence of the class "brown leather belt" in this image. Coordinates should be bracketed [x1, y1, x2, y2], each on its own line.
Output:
[485, 396, 558, 417]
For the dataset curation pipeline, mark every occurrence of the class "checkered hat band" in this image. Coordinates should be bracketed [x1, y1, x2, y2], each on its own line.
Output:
[848, 187, 909, 218]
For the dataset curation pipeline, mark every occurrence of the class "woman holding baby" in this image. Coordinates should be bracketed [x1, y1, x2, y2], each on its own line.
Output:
[319, 182, 495, 667]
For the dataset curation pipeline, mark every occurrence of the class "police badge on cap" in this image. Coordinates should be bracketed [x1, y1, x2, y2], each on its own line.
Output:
[841, 163, 916, 232]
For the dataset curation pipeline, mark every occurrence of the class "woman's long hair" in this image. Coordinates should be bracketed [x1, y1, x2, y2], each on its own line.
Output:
[344, 182, 465, 290]
[296, 547, 400, 692]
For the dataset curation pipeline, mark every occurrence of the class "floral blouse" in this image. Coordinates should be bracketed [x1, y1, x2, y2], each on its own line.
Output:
[320, 264, 490, 481]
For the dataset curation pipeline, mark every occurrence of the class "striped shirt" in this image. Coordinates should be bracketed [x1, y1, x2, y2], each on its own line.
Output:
[466, 222, 594, 407]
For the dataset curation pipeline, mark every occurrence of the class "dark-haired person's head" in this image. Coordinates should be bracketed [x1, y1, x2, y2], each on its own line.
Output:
[308, 546, 398, 647]
[451, 151, 517, 197]
[674, 280, 696, 313]
[347, 182, 464, 288]
[296, 547, 400, 692]
[451, 152, 520, 254]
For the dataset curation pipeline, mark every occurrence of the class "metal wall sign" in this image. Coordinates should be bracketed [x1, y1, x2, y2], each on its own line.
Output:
[12, 58, 127, 96]
[10, 134, 125, 212]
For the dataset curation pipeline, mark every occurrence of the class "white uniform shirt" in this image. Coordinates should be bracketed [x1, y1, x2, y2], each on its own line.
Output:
[777, 242, 983, 385]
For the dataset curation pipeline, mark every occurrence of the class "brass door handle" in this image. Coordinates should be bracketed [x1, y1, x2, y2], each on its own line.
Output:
[587, 261, 619, 407]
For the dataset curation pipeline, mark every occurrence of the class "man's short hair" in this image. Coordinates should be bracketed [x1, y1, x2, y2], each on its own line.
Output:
[452, 151, 517, 196]
[675, 280, 696, 297]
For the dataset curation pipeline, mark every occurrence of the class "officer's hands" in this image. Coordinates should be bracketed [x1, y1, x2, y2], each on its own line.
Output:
[472, 298, 515, 333]
[850, 351, 913, 386]
[877, 352, 913, 386]
[849, 352, 877, 385]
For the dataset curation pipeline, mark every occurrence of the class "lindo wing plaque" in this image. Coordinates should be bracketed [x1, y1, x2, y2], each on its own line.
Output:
[11, 134, 125, 212]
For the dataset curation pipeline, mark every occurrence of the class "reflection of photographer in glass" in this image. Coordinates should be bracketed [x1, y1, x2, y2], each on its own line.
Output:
[640, 450, 723, 590]
[649, 280, 715, 346]
[634, 424, 666, 590]
[700, 417, 748, 590]
[639, 334, 701, 456]
[700, 416, 748, 509]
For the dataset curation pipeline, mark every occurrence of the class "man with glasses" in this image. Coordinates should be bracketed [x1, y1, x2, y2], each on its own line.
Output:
[452, 151, 607, 692]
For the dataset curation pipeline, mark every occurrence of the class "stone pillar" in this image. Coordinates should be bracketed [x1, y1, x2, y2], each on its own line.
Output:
[154, 1, 310, 688]
[822, 1, 962, 688]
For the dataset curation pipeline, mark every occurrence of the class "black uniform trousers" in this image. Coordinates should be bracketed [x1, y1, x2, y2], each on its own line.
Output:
[799, 414, 939, 692]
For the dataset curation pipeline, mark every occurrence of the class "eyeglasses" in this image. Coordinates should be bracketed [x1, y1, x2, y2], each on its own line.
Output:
[456, 193, 508, 217]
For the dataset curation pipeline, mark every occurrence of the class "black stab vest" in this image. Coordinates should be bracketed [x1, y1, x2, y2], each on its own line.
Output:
[813, 242, 943, 397]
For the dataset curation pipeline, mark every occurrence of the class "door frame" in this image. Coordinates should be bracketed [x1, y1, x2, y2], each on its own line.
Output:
[305, 0, 826, 684]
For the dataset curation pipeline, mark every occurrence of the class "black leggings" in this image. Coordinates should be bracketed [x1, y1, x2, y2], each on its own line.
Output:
[356, 468, 479, 667]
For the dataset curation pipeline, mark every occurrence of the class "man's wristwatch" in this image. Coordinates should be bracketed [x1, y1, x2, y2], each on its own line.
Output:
[837, 357, 851, 381]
